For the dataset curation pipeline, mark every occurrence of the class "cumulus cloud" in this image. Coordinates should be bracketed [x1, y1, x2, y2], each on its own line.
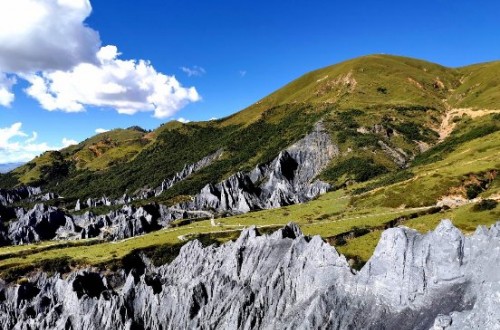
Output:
[0, 1, 200, 118]
[0, 73, 16, 107]
[95, 128, 109, 134]
[181, 66, 206, 77]
[62, 137, 78, 147]
[23, 46, 200, 118]
[0, 122, 75, 163]
[0, 0, 99, 73]
[176, 117, 191, 123]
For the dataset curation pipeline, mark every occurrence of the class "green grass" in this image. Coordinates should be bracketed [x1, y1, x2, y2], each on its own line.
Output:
[449, 61, 500, 109]
[337, 202, 499, 267]
[352, 125, 500, 208]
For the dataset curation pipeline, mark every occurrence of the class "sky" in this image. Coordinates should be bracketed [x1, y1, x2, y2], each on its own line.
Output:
[0, 0, 499, 164]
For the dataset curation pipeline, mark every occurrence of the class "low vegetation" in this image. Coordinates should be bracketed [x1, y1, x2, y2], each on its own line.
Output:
[0, 54, 499, 280]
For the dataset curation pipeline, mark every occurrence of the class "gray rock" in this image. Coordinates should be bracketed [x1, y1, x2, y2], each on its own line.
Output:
[0, 220, 498, 329]
[181, 122, 337, 214]
[155, 149, 224, 196]
[0, 186, 42, 206]
[378, 140, 408, 167]
[7, 204, 68, 244]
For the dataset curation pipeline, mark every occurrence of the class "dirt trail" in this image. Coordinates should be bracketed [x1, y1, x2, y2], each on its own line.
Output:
[438, 107, 500, 141]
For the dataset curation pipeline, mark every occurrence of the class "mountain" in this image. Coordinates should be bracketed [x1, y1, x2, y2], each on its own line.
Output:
[0, 54, 499, 329]
[1, 55, 498, 202]
[0, 163, 24, 174]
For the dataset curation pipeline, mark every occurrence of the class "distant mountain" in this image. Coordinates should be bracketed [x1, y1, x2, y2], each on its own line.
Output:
[0, 162, 24, 174]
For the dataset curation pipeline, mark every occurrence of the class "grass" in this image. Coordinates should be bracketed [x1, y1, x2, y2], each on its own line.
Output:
[449, 61, 500, 109]
[336, 202, 499, 268]
[352, 125, 500, 208]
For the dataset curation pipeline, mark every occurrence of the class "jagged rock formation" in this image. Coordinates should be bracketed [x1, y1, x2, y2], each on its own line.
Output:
[6, 204, 69, 245]
[0, 220, 498, 329]
[0, 203, 195, 245]
[0, 187, 42, 206]
[154, 148, 224, 196]
[0, 123, 337, 245]
[74, 149, 224, 211]
[64, 204, 185, 241]
[180, 122, 337, 214]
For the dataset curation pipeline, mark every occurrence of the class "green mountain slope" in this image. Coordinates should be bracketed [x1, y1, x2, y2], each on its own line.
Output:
[0, 54, 499, 278]
[1, 55, 498, 203]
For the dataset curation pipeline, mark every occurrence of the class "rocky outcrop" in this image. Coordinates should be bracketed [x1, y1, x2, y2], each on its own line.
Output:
[155, 148, 224, 196]
[0, 186, 42, 206]
[6, 204, 69, 245]
[0, 220, 498, 329]
[65, 204, 179, 241]
[180, 122, 337, 214]
[0, 202, 200, 245]
[378, 140, 408, 167]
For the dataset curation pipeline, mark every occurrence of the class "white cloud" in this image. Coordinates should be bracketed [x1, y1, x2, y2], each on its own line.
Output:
[181, 66, 206, 77]
[0, 73, 16, 107]
[177, 117, 191, 124]
[0, 1, 200, 118]
[95, 128, 109, 134]
[62, 137, 78, 147]
[0, 0, 99, 73]
[0, 122, 76, 163]
[23, 45, 201, 118]
[239, 70, 247, 77]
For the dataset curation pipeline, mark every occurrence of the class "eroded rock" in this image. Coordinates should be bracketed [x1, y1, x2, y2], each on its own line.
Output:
[0, 220, 498, 329]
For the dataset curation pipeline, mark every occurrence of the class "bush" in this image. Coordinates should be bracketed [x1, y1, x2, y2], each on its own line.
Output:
[413, 123, 499, 166]
[466, 184, 483, 199]
[38, 256, 72, 274]
[322, 157, 388, 183]
[472, 199, 498, 211]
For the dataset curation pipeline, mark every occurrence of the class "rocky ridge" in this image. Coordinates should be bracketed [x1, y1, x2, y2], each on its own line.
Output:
[0, 220, 498, 329]
[0, 187, 42, 206]
[180, 122, 337, 214]
[0, 123, 336, 245]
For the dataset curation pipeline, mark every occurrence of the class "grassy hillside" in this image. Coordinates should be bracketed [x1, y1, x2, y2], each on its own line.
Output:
[449, 61, 500, 109]
[1, 111, 498, 278]
[0, 54, 499, 279]
[0, 54, 498, 203]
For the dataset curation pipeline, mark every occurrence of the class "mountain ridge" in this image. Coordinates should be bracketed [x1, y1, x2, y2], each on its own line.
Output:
[1, 54, 498, 202]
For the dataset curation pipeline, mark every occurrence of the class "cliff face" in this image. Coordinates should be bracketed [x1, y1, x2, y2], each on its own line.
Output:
[182, 122, 337, 214]
[0, 220, 498, 329]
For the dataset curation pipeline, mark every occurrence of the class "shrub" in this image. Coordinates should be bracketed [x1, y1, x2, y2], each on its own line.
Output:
[466, 184, 483, 199]
[322, 157, 388, 183]
[472, 199, 498, 211]
[38, 256, 72, 274]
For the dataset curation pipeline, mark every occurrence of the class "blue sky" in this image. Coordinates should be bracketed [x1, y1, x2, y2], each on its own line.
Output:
[0, 0, 499, 164]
